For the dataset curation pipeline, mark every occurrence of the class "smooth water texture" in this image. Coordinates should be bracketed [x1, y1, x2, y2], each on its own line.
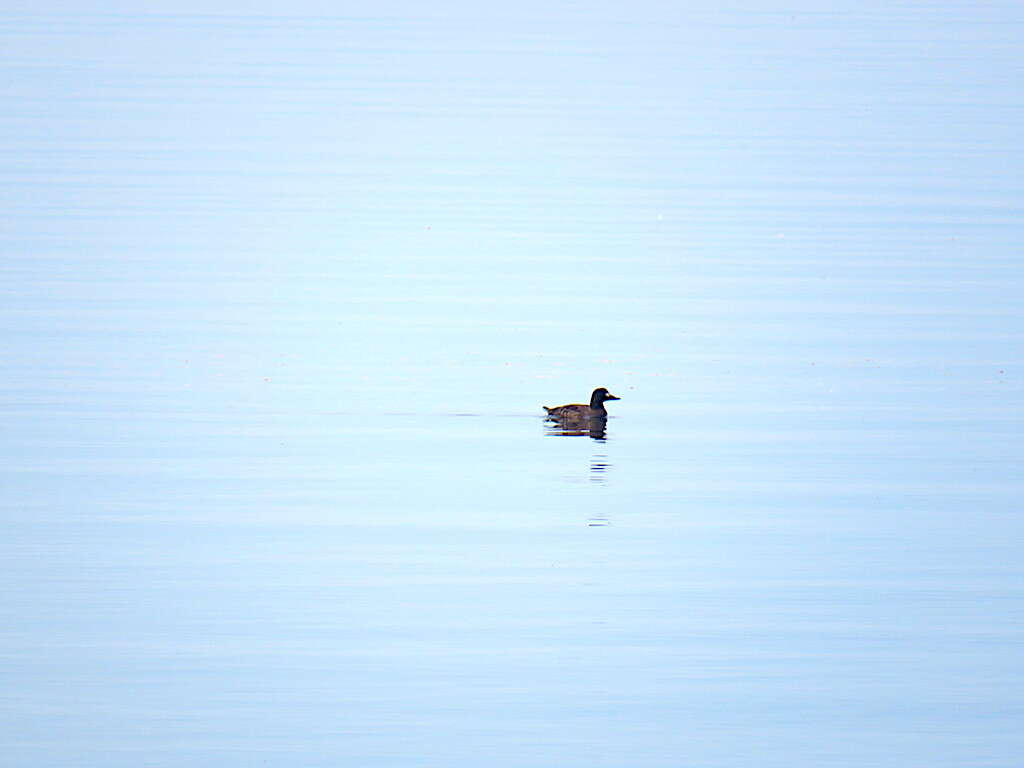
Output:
[3, 2, 1023, 766]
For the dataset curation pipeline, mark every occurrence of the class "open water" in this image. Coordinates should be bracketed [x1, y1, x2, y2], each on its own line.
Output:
[3, 2, 1023, 766]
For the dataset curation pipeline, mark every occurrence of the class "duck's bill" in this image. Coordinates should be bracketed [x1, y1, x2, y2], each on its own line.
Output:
[606, 394, 621, 400]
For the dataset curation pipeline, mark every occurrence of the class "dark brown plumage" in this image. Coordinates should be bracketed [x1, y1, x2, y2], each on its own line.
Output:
[543, 388, 621, 422]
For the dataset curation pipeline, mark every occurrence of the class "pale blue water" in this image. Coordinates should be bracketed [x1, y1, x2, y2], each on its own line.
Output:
[3, 2, 1024, 766]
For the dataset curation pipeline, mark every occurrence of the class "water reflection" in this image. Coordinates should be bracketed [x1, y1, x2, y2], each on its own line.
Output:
[543, 414, 614, 492]
[543, 416, 609, 442]
[588, 454, 611, 524]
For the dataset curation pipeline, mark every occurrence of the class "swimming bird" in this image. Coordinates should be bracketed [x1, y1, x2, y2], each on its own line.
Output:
[543, 388, 621, 422]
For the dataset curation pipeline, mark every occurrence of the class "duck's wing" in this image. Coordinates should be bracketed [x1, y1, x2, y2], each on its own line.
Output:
[544, 403, 577, 414]
[546, 405, 594, 421]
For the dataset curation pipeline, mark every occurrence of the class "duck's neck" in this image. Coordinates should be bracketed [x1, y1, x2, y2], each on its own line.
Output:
[589, 393, 606, 410]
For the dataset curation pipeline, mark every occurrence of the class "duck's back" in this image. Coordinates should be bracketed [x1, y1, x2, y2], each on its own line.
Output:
[544, 403, 581, 417]
[544, 403, 602, 419]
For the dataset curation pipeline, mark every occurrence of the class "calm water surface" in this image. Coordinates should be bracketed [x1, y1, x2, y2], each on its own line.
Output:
[3, 2, 1023, 766]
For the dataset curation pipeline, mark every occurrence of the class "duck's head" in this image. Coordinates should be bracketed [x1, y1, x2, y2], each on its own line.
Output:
[590, 388, 621, 407]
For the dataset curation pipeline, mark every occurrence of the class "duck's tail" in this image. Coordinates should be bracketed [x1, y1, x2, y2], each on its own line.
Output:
[542, 406, 552, 413]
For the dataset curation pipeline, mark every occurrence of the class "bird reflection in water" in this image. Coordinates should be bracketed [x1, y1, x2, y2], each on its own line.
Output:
[543, 420, 613, 485]
[589, 454, 610, 485]
[542, 389, 618, 493]
[543, 419, 609, 442]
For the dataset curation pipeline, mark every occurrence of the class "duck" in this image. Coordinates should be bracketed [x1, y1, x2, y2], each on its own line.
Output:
[543, 388, 621, 422]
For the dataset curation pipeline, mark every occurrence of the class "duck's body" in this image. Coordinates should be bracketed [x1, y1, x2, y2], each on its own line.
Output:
[543, 388, 620, 422]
